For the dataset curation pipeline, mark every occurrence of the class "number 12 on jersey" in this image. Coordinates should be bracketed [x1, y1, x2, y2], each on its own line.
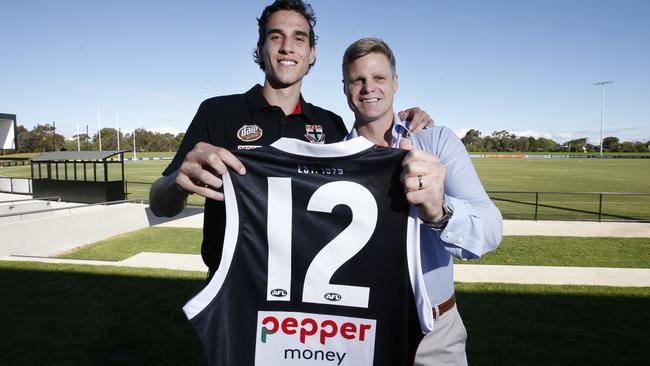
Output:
[266, 177, 378, 309]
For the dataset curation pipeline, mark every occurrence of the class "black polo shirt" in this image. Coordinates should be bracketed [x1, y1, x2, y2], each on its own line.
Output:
[163, 84, 349, 270]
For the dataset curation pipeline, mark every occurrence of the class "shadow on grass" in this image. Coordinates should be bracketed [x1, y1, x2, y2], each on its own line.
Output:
[457, 284, 650, 365]
[0, 264, 205, 365]
[1, 264, 647, 365]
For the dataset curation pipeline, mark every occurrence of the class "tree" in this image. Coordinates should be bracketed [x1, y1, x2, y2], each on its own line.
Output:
[91, 128, 124, 150]
[602, 136, 619, 152]
[482, 136, 497, 152]
[565, 138, 587, 153]
[513, 136, 530, 152]
[16, 124, 65, 153]
[619, 141, 635, 152]
[15, 125, 30, 153]
[633, 141, 648, 152]
[461, 129, 482, 152]
[491, 130, 516, 152]
[534, 137, 558, 152]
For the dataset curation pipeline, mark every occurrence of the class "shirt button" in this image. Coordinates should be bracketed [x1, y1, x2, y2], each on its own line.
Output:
[445, 232, 453, 239]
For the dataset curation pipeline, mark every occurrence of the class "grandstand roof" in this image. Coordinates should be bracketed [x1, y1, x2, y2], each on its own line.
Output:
[31, 150, 127, 162]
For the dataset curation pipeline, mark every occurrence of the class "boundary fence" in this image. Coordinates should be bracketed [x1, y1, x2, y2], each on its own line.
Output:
[83, 182, 650, 223]
[2, 178, 650, 222]
[0, 177, 32, 195]
[487, 191, 650, 222]
[124, 182, 650, 223]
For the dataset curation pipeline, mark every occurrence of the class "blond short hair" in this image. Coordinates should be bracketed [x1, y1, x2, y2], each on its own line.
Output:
[342, 38, 396, 76]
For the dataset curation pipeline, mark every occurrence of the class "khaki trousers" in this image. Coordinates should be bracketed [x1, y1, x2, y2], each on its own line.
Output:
[414, 305, 468, 366]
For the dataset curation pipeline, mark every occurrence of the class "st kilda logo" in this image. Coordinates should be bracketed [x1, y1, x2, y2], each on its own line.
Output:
[237, 124, 263, 142]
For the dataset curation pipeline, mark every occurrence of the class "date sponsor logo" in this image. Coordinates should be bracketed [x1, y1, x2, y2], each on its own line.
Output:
[237, 124, 263, 142]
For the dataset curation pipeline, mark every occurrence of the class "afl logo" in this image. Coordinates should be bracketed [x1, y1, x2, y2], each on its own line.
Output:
[270, 289, 288, 298]
[237, 124, 263, 142]
[324, 293, 342, 302]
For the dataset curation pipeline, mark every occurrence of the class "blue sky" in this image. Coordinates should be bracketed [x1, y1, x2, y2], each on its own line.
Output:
[1, 0, 648, 144]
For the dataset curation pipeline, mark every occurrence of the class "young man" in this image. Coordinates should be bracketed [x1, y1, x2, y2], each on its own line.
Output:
[342, 38, 503, 365]
[149, 1, 430, 274]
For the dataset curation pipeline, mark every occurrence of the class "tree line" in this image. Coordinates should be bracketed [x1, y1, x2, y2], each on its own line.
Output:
[461, 129, 650, 153]
[7, 124, 650, 154]
[12, 124, 185, 153]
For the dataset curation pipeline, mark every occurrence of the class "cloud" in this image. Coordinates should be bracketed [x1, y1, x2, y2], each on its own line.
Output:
[453, 128, 470, 138]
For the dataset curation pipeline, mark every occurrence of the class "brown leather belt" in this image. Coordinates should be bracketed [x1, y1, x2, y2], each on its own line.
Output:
[433, 294, 456, 319]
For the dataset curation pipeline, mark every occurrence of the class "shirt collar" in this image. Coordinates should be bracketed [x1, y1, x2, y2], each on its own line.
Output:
[244, 84, 313, 118]
[346, 113, 410, 148]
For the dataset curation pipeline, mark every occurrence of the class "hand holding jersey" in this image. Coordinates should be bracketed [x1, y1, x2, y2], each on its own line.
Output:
[174, 142, 246, 201]
[398, 138, 447, 223]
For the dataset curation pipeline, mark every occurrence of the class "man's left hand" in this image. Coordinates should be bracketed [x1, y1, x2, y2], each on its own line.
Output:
[398, 107, 434, 135]
[399, 139, 446, 222]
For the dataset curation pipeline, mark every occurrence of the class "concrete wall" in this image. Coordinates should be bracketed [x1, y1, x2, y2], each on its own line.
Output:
[0, 203, 152, 256]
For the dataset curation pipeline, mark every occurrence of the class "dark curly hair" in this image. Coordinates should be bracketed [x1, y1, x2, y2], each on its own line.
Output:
[253, 0, 318, 71]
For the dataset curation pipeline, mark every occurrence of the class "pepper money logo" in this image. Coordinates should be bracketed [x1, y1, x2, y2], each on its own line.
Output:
[254, 311, 376, 366]
[237, 124, 263, 142]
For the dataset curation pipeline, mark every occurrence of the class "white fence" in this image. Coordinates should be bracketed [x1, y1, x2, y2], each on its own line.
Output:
[0, 177, 32, 194]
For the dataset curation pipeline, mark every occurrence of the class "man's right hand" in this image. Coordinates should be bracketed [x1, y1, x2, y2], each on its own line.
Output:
[175, 142, 247, 201]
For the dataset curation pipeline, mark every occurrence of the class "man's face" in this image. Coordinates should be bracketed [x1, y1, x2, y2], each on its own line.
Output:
[258, 10, 316, 88]
[343, 52, 398, 125]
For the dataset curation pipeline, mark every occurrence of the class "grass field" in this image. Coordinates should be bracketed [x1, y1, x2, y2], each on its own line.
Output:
[59, 227, 202, 261]
[2, 156, 650, 218]
[3, 150, 649, 364]
[57, 227, 650, 269]
[4, 156, 650, 192]
[1, 260, 647, 365]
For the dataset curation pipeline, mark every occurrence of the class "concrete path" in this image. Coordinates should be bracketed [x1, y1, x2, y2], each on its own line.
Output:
[454, 264, 650, 287]
[2, 196, 649, 287]
[155, 209, 650, 238]
[0, 252, 206, 272]
[504, 220, 650, 237]
[2, 252, 649, 287]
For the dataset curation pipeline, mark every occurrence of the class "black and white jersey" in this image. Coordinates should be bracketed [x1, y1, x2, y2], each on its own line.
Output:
[183, 137, 433, 366]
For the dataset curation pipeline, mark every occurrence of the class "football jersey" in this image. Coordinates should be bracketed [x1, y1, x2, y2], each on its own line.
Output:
[183, 137, 433, 366]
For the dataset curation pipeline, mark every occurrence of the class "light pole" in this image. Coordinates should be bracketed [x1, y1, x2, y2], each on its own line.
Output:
[594, 80, 614, 156]
[97, 108, 102, 151]
[52, 121, 56, 151]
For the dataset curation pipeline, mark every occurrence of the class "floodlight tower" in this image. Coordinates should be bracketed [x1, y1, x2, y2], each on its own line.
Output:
[594, 80, 614, 156]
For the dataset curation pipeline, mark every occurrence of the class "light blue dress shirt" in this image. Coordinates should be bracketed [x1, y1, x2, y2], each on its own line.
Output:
[346, 114, 503, 305]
